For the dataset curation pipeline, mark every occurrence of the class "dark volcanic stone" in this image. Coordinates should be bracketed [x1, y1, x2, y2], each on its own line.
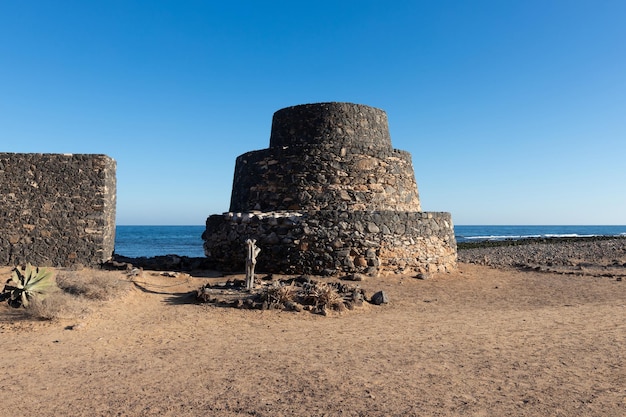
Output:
[343, 273, 365, 281]
[370, 290, 389, 305]
[0, 153, 116, 267]
[284, 301, 303, 312]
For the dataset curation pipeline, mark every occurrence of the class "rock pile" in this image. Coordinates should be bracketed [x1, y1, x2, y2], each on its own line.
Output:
[196, 275, 373, 315]
[458, 237, 626, 279]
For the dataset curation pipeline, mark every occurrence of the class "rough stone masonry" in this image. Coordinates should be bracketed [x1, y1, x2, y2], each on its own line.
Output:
[0, 153, 116, 267]
[203, 102, 457, 275]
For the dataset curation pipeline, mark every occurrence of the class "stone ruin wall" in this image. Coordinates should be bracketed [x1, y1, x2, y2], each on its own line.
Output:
[204, 102, 457, 275]
[230, 103, 421, 213]
[205, 210, 455, 275]
[230, 146, 420, 213]
[0, 153, 116, 267]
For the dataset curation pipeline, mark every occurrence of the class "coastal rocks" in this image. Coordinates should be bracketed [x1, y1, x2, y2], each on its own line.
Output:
[109, 254, 216, 272]
[458, 237, 626, 280]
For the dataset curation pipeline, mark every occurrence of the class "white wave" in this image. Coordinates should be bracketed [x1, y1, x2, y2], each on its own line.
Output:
[464, 234, 541, 241]
[461, 233, 614, 241]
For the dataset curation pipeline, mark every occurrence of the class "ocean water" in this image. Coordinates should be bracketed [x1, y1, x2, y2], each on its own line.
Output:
[114, 225, 626, 258]
[115, 225, 206, 258]
[454, 225, 626, 243]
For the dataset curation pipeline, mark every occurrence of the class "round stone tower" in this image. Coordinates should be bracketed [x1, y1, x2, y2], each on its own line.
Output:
[204, 102, 456, 275]
[230, 103, 421, 213]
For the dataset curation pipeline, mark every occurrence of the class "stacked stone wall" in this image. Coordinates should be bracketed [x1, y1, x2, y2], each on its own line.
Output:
[0, 153, 116, 267]
[203, 210, 456, 275]
[269, 102, 392, 150]
[230, 145, 420, 212]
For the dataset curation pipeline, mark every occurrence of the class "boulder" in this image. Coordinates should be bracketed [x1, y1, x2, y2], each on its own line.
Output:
[370, 290, 389, 305]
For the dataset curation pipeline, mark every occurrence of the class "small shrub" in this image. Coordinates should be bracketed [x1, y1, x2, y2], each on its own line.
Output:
[0, 266, 129, 320]
[23, 270, 129, 320]
[25, 291, 91, 320]
[301, 282, 345, 311]
[263, 281, 296, 306]
[56, 270, 130, 301]
[315, 283, 345, 311]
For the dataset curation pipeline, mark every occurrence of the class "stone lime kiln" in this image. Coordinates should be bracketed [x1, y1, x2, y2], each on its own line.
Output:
[203, 102, 456, 275]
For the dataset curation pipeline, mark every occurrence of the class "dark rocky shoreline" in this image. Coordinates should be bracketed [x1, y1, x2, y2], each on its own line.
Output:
[108, 236, 626, 280]
[458, 236, 626, 279]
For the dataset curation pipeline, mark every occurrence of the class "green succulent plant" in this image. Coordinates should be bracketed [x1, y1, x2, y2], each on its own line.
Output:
[2, 264, 55, 308]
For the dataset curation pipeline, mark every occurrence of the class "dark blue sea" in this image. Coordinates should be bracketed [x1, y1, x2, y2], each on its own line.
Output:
[115, 226, 206, 258]
[114, 225, 626, 258]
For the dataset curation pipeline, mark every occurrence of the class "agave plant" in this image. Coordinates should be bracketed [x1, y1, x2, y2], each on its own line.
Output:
[2, 264, 55, 308]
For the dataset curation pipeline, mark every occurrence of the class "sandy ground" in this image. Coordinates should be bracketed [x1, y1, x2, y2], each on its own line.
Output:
[1, 258, 625, 416]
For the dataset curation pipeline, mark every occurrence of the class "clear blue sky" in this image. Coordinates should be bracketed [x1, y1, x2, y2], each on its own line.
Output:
[1, 1, 625, 225]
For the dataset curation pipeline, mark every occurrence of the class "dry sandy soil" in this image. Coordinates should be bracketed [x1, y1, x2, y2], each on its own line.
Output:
[1, 249, 625, 416]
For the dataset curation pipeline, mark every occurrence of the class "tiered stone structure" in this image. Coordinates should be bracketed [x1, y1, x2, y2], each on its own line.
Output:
[203, 102, 456, 275]
[0, 153, 116, 267]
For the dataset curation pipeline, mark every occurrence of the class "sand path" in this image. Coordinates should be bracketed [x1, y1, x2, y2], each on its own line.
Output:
[1, 264, 625, 416]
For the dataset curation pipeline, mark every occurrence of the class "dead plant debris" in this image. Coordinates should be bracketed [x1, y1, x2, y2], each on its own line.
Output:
[196, 275, 375, 315]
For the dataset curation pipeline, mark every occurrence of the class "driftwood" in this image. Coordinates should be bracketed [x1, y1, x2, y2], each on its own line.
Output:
[245, 239, 261, 290]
